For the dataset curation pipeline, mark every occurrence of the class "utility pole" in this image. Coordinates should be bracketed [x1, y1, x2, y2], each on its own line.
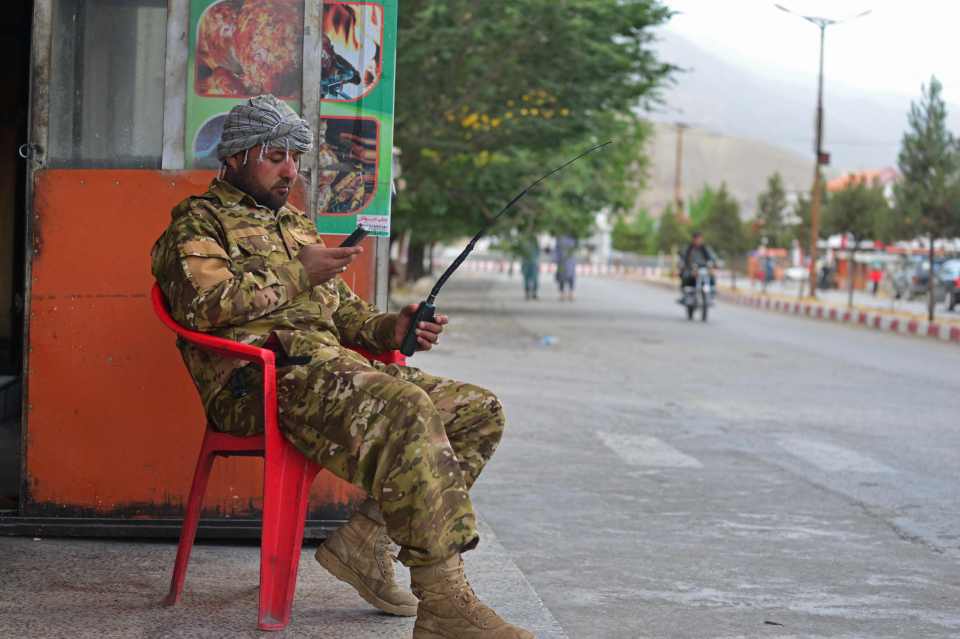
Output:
[775, 4, 871, 298]
[673, 122, 688, 216]
[809, 21, 827, 299]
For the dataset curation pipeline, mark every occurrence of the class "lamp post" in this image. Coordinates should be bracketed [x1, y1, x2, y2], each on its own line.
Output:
[775, 4, 871, 298]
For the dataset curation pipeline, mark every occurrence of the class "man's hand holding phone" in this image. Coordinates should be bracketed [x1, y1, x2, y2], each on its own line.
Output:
[297, 245, 362, 286]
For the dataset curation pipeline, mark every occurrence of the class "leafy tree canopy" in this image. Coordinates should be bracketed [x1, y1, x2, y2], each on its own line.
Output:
[893, 76, 960, 240]
[394, 0, 676, 261]
[754, 172, 789, 247]
[823, 177, 890, 245]
[656, 204, 690, 254]
[700, 183, 748, 259]
[687, 184, 716, 230]
[612, 209, 656, 254]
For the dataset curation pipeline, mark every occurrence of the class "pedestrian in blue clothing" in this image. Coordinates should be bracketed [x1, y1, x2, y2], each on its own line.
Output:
[519, 236, 540, 300]
[554, 235, 577, 301]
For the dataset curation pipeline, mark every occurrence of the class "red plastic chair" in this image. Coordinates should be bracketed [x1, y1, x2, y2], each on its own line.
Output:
[151, 283, 404, 630]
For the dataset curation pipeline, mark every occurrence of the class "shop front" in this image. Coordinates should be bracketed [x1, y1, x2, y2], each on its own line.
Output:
[1, 0, 397, 538]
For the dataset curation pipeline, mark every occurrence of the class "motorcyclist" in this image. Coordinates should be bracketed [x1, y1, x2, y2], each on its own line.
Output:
[679, 231, 718, 293]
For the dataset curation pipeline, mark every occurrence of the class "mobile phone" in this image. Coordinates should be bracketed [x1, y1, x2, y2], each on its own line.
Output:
[339, 226, 369, 247]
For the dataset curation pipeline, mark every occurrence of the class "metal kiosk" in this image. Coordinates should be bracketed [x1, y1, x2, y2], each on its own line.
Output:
[0, 0, 397, 539]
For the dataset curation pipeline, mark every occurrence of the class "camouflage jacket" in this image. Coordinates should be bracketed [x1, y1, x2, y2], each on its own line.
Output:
[151, 178, 397, 413]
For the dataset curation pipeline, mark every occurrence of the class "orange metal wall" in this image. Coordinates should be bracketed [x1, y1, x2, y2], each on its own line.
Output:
[24, 169, 371, 518]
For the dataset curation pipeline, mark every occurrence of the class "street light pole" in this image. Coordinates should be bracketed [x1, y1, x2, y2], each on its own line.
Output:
[809, 21, 826, 299]
[673, 122, 688, 216]
[775, 4, 871, 299]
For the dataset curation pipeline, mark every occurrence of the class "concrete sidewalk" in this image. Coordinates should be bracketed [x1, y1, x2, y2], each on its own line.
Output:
[0, 519, 565, 638]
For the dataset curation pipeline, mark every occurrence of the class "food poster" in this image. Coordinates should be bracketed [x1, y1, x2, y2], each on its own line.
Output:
[316, 0, 397, 237]
[186, 0, 398, 238]
[186, 0, 304, 169]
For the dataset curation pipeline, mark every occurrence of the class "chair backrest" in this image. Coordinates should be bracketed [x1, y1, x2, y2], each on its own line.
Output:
[150, 283, 405, 366]
[151, 283, 274, 365]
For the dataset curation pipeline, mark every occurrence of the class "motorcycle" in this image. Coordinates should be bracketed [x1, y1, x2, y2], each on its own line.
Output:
[681, 265, 713, 322]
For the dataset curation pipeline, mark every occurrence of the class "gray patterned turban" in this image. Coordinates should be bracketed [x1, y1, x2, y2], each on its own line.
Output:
[216, 94, 313, 162]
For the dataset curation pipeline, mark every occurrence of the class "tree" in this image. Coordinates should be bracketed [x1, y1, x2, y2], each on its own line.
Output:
[823, 177, 891, 307]
[700, 183, 748, 288]
[755, 172, 789, 248]
[612, 210, 655, 254]
[788, 175, 827, 247]
[893, 76, 960, 321]
[656, 205, 690, 255]
[687, 185, 717, 229]
[393, 0, 677, 280]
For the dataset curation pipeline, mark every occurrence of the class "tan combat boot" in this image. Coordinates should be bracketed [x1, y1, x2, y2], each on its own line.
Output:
[410, 555, 535, 638]
[315, 503, 418, 616]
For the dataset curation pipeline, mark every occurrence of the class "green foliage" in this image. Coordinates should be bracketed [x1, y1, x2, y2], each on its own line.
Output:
[655, 205, 690, 254]
[755, 172, 789, 247]
[788, 177, 827, 246]
[687, 184, 716, 229]
[612, 210, 656, 254]
[393, 0, 676, 261]
[823, 177, 890, 245]
[893, 76, 960, 320]
[824, 177, 891, 307]
[893, 76, 960, 241]
[700, 183, 747, 258]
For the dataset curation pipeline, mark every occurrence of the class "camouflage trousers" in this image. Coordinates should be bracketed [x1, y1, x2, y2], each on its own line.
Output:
[208, 351, 505, 567]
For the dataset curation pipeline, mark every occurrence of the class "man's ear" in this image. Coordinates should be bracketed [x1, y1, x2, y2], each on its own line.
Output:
[225, 153, 242, 171]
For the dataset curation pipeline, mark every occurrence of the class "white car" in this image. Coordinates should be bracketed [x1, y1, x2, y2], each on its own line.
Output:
[784, 266, 808, 282]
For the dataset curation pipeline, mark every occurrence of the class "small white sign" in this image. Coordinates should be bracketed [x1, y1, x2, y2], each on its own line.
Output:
[357, 214, 390, 236]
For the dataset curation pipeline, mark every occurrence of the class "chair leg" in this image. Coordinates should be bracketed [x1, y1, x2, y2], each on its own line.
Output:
[164, 436, 218, 607]
[257, 441, 320, 631]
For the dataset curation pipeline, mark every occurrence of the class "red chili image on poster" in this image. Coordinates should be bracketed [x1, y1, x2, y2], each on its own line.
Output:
[195, 0, 304, 100]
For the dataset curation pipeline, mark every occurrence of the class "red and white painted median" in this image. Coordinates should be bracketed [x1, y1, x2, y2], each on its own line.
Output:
[726, 292, 960, 344]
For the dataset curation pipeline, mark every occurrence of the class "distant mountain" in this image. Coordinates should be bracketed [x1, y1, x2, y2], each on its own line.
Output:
[651, 31, 960, 171]
[635, 121, 814, 220]
[631, 31, 960, 220]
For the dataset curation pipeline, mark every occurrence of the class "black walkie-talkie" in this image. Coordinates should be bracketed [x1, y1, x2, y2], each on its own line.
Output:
[398, 141, 612, 357]
[399, 301, 436, 356]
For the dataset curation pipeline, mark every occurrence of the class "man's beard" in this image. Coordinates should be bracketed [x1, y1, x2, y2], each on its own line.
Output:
[226, 165, 291, 211]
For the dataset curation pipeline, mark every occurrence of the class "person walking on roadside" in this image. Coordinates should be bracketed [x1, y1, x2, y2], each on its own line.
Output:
[151, 95, 533, 639]
[519, 235, 541, 300]
[869, 262, 883, 296]
[554, 234, 577, 301]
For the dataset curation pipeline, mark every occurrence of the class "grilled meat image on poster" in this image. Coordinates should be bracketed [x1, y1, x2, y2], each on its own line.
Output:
[316, 117, 379, 214]
[195, 0, 303, 99]
[321, 2, 383, 101]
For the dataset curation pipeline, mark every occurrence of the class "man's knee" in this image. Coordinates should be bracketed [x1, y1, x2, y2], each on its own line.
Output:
[484, 390, 506, 441]
[459, 385, 506, 449]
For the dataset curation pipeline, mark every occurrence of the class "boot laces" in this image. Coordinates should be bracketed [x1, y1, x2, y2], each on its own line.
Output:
[447, 562, 500, 627]
[373, 528, 397, 582]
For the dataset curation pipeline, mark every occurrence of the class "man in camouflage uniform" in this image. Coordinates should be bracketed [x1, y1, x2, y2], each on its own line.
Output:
[152, 95, 533, 639]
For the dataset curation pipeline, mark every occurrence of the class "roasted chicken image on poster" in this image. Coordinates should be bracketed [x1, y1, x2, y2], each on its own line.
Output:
[316, 117, 379, 214]
[321, 2, 383, 101]
[195, 0, 303, 99]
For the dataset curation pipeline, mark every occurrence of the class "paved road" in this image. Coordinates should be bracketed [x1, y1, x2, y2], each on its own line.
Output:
[411, 272, 960, 639]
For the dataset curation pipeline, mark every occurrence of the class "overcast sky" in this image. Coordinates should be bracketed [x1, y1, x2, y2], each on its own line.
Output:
[662, 0, 958, 104]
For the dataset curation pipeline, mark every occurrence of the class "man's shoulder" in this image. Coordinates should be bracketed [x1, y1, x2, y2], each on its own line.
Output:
[165, 194, 226, 236]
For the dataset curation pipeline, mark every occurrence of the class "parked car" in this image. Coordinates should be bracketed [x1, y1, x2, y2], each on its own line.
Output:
[906, 258, 946, 301]
[938, 259, 960, 311]
[888, 256, 922, 299]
